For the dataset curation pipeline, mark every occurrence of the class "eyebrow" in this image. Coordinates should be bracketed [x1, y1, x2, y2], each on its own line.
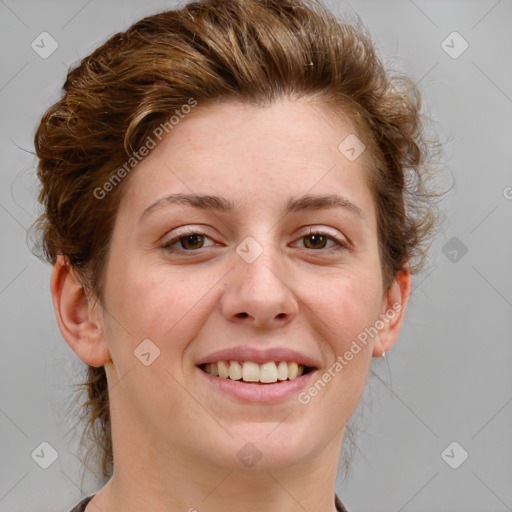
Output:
[140, 192, 366, 222]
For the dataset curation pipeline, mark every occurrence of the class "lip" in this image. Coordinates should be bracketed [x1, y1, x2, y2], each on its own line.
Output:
[195, 346, 320, 368]
[197, 365, 318, 404]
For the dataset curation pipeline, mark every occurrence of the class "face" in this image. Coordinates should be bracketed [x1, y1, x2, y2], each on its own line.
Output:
[97, 98, 395, 471]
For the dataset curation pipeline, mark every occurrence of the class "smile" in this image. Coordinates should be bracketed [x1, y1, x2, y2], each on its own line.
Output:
[199, 360, 313, 384]
[197, 361, 317, 403]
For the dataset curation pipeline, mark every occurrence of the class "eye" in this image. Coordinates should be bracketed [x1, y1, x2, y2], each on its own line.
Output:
[161, 229, 216, 253]
[293, 229, 348, 251]
[160, 227, 348, 255]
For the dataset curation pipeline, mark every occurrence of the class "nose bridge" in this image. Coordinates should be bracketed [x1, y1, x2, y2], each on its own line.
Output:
[237, 233, 286, 293]
[221, 231, 298, 328]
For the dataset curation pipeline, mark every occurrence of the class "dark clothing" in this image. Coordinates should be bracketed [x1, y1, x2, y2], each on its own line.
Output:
[69, 492, 349, 511]
[335, 492, 349, 511]
[68, 495, 94, 512]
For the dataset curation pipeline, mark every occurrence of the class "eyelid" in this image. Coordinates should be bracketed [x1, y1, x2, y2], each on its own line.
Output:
[302, 225, 345, 240]
[160, 225, 214, 244]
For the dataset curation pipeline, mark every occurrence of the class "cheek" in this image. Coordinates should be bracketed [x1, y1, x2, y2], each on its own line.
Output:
[299, 274, 380, 436]
[102, 257, 217, 360]
[314, 269, 382, 353]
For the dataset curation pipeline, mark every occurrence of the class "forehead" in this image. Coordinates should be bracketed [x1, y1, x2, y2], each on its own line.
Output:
[118, 98, 376, 228]
[161, 98, 364, 168]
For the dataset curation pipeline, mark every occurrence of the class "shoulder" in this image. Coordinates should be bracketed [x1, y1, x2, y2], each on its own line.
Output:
[68, 494, 95, 512]
[69, 493, 348, 512]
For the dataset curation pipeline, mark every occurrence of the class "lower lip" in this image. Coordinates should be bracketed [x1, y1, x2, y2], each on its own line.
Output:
[197, 366, 317, 404]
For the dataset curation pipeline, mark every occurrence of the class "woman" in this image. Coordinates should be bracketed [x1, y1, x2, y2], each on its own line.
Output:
[32, 0, 444, 510]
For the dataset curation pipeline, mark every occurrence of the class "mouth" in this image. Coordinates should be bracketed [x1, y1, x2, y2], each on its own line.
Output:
[195, 347, 320, 403]
[197, 360, 316, 385]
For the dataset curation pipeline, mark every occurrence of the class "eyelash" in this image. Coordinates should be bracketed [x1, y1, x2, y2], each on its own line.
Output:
[161, 228, 349, 255]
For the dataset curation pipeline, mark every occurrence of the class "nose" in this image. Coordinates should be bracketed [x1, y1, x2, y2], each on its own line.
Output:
[220, 240, 299, 330]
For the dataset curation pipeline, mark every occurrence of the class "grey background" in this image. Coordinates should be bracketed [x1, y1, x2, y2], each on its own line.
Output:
[1, 0, 511, 511]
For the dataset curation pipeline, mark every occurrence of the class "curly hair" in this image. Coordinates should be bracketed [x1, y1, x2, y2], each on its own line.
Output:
[31, 0, 446, 484]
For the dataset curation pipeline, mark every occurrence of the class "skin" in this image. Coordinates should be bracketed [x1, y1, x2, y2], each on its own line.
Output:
[51, 97, 411, 512]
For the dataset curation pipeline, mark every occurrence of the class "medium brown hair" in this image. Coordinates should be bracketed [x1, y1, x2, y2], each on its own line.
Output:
[32, 0, 446, 483]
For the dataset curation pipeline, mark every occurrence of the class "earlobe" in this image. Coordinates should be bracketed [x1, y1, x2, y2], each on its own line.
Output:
[50, 254, 111, 367]
[372, 264, 412, 357]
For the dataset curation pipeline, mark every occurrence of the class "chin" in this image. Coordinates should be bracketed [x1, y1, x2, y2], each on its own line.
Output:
[208, 423, 315, 471]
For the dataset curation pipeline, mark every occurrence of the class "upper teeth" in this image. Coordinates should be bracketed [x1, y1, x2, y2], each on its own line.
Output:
[203, 361, 305, 383]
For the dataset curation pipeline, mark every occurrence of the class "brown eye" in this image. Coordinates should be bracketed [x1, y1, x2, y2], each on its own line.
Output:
[294, 230, 346, 251]
[303, 233, 329, 250]
[162, 230, 216, 253]
[178, 234, 205, 250]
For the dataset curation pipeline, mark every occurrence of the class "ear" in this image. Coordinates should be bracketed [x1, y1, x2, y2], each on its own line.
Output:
[372, 263, 412, 357]
[50, 254, 111, 367]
